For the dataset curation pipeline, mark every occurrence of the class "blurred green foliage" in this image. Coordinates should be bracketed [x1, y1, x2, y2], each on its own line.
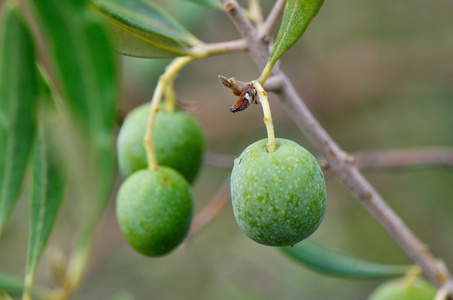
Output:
[1, 0, 452, 299]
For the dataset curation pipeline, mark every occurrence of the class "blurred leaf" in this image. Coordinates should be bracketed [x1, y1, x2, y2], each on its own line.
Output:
[30, 0, 117, 136]
[30, 0, 118, 235]
[104, 291, 135, 300]
[181, 0, 223, 10]
[30, 0, 118, 194]
[106, 24, 186, 58]
[0, 272, 47, 298]
[0, 4, 38, 235]
[0, 290, 13, 300]
[266, 0, 324, 70]
[0, 272, 21, 297]
[30, 0, 118, 284]
[23, 119, 65, 299]
[280, 241, 412, 279]
[91, 0, 200, 58]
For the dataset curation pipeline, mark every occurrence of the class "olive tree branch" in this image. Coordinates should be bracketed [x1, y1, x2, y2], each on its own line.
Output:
[205, 147, 453, 171]
[183, 177, 231, 244]
[192, 39, 248, 57]
[219, 0, 453, 291]
[353, 147, 453, 170]
[258, 0, 286, 43]
[245, 0, 264, 27]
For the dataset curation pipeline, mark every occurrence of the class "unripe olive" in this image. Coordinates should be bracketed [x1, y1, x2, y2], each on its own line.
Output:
[230, 138, 326, 246]
[368, 277, 436, 300]
[117, 103, 205, 183]
[116, 167, 193, 257]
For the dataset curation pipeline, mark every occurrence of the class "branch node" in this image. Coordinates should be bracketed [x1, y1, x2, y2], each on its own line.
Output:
[225, 1, 237, 14]
[218, 75, 248, 96]
[344, 152, 355, 164]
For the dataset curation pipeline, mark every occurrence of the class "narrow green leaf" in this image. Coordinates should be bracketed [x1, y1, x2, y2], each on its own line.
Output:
[30, 0, 119, 284]
[0, 272, 48, 298]
[30, 1, 117, 136]
[0, 272, 21, 297]
[261, 0, 324, 82]
[106, 23, 186, 58]
[0, 290, 13, 300]
[181, 0, 223, 10]
[0, 4, 38, 235]
[23, 119, 65, 299]
[280, 241, 412, 279]
[91, 0, 200, 58]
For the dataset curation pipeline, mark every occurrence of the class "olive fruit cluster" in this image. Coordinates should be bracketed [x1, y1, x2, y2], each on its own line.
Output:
[116, 103, 205, 257]
[368, 277, 436, 300]
[230, 138, 327, 246]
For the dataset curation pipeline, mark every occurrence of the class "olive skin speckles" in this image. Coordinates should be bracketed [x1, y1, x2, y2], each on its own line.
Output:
[116, 167, 193, 257]
[230, 138, 326, 246]
[117, 103, 206, 184]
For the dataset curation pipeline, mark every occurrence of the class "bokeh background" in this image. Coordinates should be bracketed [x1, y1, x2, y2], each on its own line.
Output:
[1, 0, 453, 299]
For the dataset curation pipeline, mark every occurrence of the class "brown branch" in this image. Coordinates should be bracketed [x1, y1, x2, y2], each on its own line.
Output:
[258, 0, 286, 43]
[206, 147, 453, 171]
[219, 0, 453, 291]
[353, 147, 453, 170]
[193, 39, 248, 57]
[220, 1, 269, 70]
[183, 177, 231, 244]
[205, 152, 235, 169]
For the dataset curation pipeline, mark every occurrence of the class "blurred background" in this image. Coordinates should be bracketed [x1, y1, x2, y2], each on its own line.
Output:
[1, 0, 453, 299]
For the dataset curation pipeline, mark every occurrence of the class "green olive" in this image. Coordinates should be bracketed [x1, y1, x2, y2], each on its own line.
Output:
[230, 138, 326, 246]
[117, 103, 205, 183]
[368, 277, 437, 300]
[116, 167, 193, 257]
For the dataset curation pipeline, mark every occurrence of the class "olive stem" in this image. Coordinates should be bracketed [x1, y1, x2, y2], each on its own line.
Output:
[258, 61, 273, 85]
[252, 81, 277, 152]
[164, 83, 176, 114]
[143, 56, 195, 171]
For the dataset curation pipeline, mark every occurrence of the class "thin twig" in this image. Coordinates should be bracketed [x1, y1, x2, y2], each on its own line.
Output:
[206, 152, 235, 169]
[246, 0, 264, 27]
[435, 285, 450, 300]
[353, 147, 453, 170]
[219, 0, 453, 292]
[183, 177, 231, 244]
[220, 1, 269, 70]
[258, 0, 286, 43]
[206, 147, 453, 171]
[192, 39, 248, 57]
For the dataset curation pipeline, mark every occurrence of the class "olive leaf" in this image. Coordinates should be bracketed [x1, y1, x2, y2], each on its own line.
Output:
[260, 0, 324, 82]
[0, 272, 21, 298]
[0, 4, 39, 235]
[280, 241, 412, 279]
[23, 119, 65, 299]
[30, 0, 118, 277]
[30, 0, 118, 136]
[181, 0, 223, 10]
[91, 0, 201, 58]
[0, 271, 48, 298]
[30, 0, 118, 221]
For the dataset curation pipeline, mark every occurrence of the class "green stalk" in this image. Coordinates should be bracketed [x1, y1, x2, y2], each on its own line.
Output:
[253, 81, 277, 152]
[143, 56, 195, 171]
